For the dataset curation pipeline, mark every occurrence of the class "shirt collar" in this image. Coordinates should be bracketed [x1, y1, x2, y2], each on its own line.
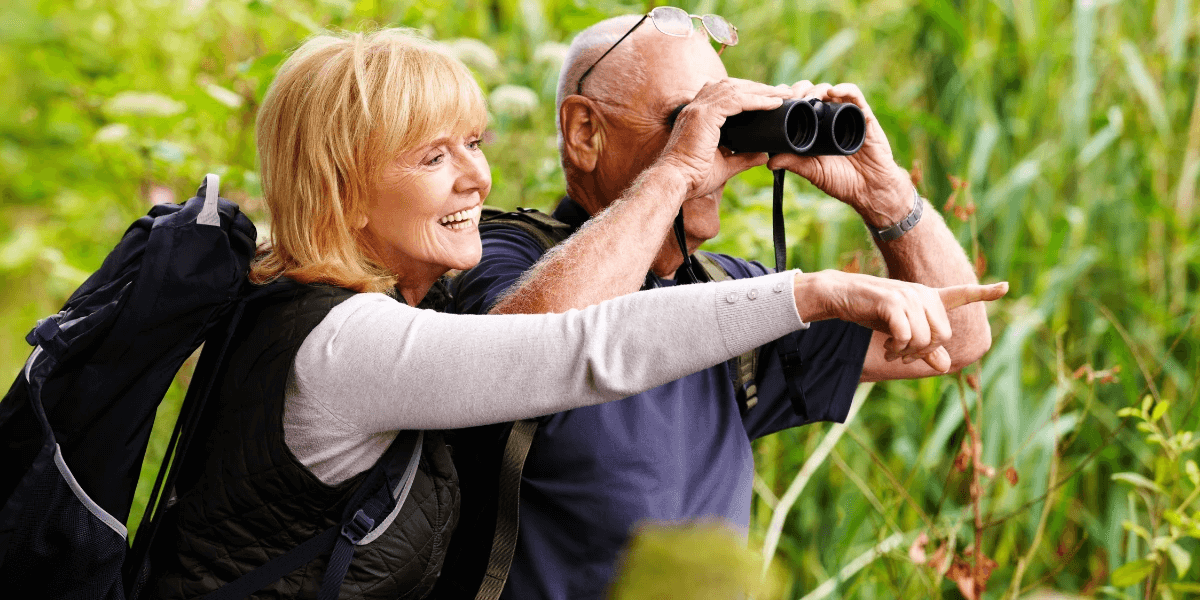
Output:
[551, 195, 591, 233]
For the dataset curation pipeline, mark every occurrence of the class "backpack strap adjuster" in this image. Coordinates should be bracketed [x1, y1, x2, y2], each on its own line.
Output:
[26, 314, 69, 359]
[340, 509, 375, 545]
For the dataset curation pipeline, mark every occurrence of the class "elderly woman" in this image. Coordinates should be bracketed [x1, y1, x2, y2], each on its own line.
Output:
[147, 28, 811, 599]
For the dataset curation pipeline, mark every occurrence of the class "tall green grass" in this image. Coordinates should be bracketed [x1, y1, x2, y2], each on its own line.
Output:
[1, 0, 1196, 596]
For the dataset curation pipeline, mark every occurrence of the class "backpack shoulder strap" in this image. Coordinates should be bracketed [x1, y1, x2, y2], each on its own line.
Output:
[694, 253, 761, 416]
[466, 206, 570, 600]
[200, 430, 423, 600]
[479, 207, 573, 252]
[474, 418, 538, 600]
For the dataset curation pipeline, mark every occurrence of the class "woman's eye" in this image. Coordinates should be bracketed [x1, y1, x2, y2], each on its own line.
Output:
[466, 138, 482, 151]
[424, 153, 445, 166]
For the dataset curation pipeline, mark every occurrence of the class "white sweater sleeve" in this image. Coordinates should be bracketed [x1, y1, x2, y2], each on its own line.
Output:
[284, 271, 803, 483]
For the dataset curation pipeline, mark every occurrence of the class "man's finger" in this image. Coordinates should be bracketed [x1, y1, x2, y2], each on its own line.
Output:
[729, 93, 785, 116]
[827, 82, 876, 122]
[802, 82, 834, 101]
[766, 153, 821, 179]
[728, 77, 795, 96]
[790, 80, 814, 97]
[921, 346, 952, 373]
[938, 282, 1009, 310]
[721, 150, 770, 177]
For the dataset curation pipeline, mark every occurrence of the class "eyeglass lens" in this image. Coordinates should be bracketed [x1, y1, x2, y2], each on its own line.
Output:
[648, 6, 737, 46]
[648, 6, 693, 36]
[701, 15, 738, 46]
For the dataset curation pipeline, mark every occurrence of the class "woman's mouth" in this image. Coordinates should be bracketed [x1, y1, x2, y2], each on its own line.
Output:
[438, 206, 481, 231]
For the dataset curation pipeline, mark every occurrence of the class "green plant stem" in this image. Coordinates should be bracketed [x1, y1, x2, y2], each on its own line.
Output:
[1177, 481, 1200, 514]
[798, 532, 908, 600]
[760, 383, 873, 576]
[1095, 302, 1162, 404]
[956, 372, 985, 597]
[844, 428, 935, 530]
[829, 449, 900, 535]
[1008, 391, 1063, 598]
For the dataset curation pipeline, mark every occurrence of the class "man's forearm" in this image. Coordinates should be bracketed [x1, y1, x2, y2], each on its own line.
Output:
[871, 195, 991, 367]
[490, 164, 687, 315]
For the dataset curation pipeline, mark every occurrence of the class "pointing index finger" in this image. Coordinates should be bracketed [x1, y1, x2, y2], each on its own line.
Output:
[938, 282, 1009, 310]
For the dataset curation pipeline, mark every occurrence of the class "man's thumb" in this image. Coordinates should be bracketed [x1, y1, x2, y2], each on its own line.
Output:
[767, 153, 818, 179]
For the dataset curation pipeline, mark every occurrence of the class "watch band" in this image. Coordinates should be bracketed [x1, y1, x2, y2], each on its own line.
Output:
[870, 186, 923, 242]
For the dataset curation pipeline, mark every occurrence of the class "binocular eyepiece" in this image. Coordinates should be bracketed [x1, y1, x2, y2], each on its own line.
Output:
[717, 98, 866, 156]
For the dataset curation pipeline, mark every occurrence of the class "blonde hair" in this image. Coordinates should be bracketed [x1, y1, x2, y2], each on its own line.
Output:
[251, 28, 488, 293]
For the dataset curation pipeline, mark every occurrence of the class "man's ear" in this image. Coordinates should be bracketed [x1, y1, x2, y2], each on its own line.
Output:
[560, 96, 602, 174]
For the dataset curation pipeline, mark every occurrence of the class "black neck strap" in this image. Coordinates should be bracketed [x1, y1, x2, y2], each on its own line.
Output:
[672, 169, 789, 275]
[772, 168, 787, 272]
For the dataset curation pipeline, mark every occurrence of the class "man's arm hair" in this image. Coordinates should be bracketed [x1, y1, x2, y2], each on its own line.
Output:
[859, 197, 992, 381]
[490, 164, 687, 314]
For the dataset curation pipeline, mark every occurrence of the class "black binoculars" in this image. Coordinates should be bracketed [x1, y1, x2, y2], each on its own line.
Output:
[718, 98, 866, 156]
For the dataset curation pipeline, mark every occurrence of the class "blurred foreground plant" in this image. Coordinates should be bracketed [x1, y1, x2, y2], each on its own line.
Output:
[1103, 395, 1200, 598]
[608, 521, 788, 600]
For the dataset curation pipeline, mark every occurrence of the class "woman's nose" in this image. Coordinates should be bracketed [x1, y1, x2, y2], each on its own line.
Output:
[454, 152, 491, 194]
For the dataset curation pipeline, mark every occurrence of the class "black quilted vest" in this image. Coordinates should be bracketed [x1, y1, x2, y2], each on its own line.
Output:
[150, 281, 459, 599]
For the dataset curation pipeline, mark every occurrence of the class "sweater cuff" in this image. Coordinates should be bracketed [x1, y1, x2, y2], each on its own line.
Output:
[713, 270, 808, 357]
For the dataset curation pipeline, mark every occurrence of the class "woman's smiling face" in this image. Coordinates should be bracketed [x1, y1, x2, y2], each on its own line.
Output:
[364, 130, 491, 292]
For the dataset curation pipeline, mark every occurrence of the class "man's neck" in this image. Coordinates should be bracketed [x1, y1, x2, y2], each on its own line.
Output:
[565, 181, 608, 219]
[565, 180, 683, 280]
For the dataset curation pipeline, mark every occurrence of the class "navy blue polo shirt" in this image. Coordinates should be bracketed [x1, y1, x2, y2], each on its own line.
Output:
[448, 197, 872, 600]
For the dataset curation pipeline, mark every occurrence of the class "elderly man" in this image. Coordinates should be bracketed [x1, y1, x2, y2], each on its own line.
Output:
[448, 10, 1005, 600]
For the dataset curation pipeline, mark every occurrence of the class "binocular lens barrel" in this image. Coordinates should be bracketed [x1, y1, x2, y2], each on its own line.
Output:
[718, 98, 865, 156]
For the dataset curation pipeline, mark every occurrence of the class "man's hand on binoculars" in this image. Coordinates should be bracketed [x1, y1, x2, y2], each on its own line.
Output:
[793, 271, 1009, 373]
[767, 81, 914, 229]
[658, 78, 791, 201]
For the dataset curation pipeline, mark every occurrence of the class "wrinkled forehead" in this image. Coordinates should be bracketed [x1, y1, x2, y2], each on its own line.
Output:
[618, 25, 729, 114]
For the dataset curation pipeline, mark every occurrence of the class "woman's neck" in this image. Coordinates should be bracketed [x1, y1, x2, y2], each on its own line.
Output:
[392, 268, 443, 306]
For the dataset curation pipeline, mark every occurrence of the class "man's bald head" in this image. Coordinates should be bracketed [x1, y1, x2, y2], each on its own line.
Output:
[555, 15, 648, 114]
[555, 15, 741, 275]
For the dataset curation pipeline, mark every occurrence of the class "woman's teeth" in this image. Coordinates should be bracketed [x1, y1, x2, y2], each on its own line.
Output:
[438, 206, 481, 230]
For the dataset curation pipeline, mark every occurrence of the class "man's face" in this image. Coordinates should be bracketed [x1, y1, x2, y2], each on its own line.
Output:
[590, 29, 729, 270]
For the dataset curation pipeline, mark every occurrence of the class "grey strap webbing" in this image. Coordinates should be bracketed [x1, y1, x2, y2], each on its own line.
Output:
[469, 208, 570, 600]
[474, 418, 538, 600]
[695, 253, 760, 413]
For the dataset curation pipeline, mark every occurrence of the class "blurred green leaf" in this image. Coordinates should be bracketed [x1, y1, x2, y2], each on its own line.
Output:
[1113, 472, 1166, 494]
[1150, 400, 1170, 423]
[1118, 40, 1170, 139]
[1166, 543, 1191, 579]
[103, 91, 186, 117]
[608, 522, 786, 600]
[1111, 558, 1156, 587]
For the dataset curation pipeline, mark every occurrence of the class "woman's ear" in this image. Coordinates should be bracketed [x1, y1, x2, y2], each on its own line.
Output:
[560, 96, 602, 174]
[354, 212, 369, 229]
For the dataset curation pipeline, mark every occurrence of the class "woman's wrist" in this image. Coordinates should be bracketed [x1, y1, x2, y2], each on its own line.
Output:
[792, 270, 831, 324]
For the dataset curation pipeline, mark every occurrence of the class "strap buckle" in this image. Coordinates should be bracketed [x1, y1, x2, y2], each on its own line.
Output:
[340, 510, 375, 545]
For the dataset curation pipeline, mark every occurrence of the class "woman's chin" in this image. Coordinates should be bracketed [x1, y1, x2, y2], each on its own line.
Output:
[442, 240, 483, 272]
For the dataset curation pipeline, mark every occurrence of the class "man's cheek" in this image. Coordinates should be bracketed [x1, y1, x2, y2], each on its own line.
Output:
[683, 195, 722, 240]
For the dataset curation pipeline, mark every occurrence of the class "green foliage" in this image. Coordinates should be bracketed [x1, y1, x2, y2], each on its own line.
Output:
[1, 0, 1198, 598]
[1102, 395, 1200, 596]
[608, 521, 788, 600]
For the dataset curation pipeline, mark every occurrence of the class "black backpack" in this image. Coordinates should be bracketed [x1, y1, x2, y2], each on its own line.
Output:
[0, 175, 422, 600]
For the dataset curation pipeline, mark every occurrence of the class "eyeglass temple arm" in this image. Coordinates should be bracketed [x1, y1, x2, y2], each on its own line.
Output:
[575, 13, 651, 96]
